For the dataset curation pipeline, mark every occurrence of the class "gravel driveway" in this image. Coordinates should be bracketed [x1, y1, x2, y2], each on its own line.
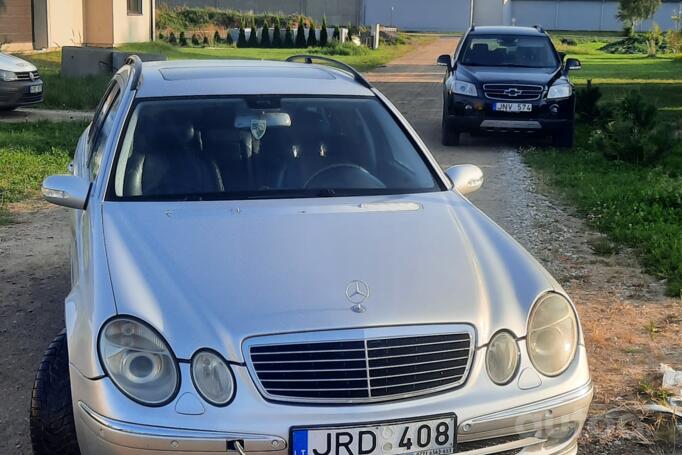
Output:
[1, 38, 679, 454]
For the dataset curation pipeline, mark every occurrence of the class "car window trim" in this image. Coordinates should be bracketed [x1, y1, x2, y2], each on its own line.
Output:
[104, 94, 447, 202]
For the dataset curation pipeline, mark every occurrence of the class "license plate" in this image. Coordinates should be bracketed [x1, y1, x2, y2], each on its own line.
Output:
[292, 415, 456, 455]
[494, 103, 531, 112]
[29, 84, 43, 94]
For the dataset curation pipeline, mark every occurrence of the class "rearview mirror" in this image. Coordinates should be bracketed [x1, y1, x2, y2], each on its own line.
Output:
[565, 58, 581, 71]
[41, 175, 91, 209]
[445, 164, 483, 195]
[436, 54, 452, 70]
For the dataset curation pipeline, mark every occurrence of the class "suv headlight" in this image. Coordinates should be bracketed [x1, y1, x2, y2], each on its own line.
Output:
[191, 350, 235, 406]
[547, 83, 572, 100]
[0, 69, 18, 82]
[486, 331, 520, 385]
[453, 80, 478, 97]
[99, 317, 180, 406]
[527, 293, 578, 377]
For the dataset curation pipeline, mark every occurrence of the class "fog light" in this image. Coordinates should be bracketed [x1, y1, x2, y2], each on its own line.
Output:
[465, 104, 473, 111]
[541, 422, 578, 449]
[549, 104, 559, 114]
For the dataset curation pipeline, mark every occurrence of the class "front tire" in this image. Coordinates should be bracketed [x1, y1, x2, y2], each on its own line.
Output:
[552, 126, 574, 148]
[441, 111, 460, 146]
[30, 329, 80, 455]
[0, 105, 18, 112]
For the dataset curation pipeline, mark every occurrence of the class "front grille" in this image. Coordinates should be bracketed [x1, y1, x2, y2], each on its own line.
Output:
[483, 84, 543, 101]
[247, 329, 473, 404]
[15, 70, 40, 81]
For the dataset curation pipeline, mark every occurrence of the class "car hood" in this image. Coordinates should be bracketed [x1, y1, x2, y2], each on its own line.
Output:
[0, 52, 37, 72]
[102, 193, 558, 362]
[457, 65, 560, 86]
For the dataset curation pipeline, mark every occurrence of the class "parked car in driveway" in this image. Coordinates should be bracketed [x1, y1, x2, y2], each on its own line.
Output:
[31, 55, 591, 455]
[0, 52, 43, 110]
[438, 25, 580, 147]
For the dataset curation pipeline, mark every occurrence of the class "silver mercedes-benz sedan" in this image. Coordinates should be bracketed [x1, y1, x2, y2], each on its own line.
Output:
[31, 55, 591, 455]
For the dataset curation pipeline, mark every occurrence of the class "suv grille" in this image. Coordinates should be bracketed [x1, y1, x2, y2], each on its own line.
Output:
[15, 71, 40, 81]
[483, 84, 543, 101]
[247, 329, 473, 404]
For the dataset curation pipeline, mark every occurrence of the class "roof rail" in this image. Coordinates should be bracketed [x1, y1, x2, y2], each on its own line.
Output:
[125, 55, 143, 90]
[533, 24, 544, 33]
[285, 54, 373, 90]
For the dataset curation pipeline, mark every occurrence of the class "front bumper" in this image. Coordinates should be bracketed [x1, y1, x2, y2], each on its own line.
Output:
[72, 344, 592, 455]
[0, 79, 43, 108]
[445, 94, 574, 134]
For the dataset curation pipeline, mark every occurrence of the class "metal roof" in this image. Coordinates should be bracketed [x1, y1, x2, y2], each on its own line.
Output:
[136, 60, 375, 98]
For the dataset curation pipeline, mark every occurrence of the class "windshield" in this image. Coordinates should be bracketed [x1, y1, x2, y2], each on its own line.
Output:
[460, 35, 559, 68]
[109, 96, 441, 200]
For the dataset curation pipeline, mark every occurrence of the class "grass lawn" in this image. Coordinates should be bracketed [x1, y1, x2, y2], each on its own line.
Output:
[527, 36, 682, 296]
[0, 121, 87, 223]
[17, 34, 433, 111]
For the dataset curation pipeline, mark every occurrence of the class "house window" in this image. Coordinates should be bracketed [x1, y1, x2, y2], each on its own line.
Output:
[127, 0, 142, 15]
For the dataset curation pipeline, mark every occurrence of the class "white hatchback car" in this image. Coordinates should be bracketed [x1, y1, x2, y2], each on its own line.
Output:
[32, 56, 592, 455]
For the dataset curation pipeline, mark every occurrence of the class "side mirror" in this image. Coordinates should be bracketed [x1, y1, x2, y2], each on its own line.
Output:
[565, 58, 581, 71]
[445, 164, 483, 195]
[41, 175, 91, 209]
[437, 54, 452, 70]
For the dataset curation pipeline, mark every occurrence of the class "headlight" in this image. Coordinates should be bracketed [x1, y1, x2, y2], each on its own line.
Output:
[547, 83, 572, 99]
[486, 331, 520, 385]
[453, 80, 478, 97]
[99, 317, 179, 406]
[0, 69, 18, 82]
[191, 350, 235, 406]
[527, 293, 578, 377]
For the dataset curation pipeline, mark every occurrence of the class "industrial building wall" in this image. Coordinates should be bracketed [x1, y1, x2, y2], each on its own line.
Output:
[363, 0, 472, 31]
[158, 0, 363, 25]
[0, 0, 33, 50]
[511, 0, 682, 31]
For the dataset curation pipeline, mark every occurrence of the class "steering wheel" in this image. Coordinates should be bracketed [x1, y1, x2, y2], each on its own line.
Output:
[304, 163, 385, 189]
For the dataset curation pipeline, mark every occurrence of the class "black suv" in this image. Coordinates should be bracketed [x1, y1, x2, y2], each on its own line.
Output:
[438, 25, 581, 147]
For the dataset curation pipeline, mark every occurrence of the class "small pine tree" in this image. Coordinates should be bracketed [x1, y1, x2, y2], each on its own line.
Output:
[295, 20, 307, 48]
[284, 24, 295, 48]
[169, 31, 177, 44]
[213, 30, 221, 45]
[332, 25, 340, 42]
[307, 20, 318, 47]
[179, 31, 188, 46]
[261, 20, 271, 47]
[273, 19, 282, 48]
[158, 32, 165, 41]
[320, 17, 329, 46]
[237, 25, 247, 47]
[202, 35, 210, 46]
[226, 30, 234, 45]
[247, 20, 259, 47]
[191, 33, 200, 46]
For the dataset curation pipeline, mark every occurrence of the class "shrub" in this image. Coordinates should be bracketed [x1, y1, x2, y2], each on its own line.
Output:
[178, 8, 210, 27]
[591, 91, 676, 165]
[261, 20, 271, 47]
[560, 37, 577, 46]
[273, 20, 282, 48]
[306, 20, 318, 47]
[168, 31, 177, 44]
[247, 20, 259, 47]
[667, 30, 682, 53]
[332, 25, 341, 42]
[179, 31, 188, 46]
[320, 17, 329, 46]
[158, 32, 165, 41]
[191, 33, 200, 46]
[575, 80, 602, 123]
[237, 25, 247, 47]
[284, 25, 295, 48]
[313, 42, 370, 56]
[213, 30, 221, 44]
[295, 21, 307, 48]
[646, 23, 663, 56]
